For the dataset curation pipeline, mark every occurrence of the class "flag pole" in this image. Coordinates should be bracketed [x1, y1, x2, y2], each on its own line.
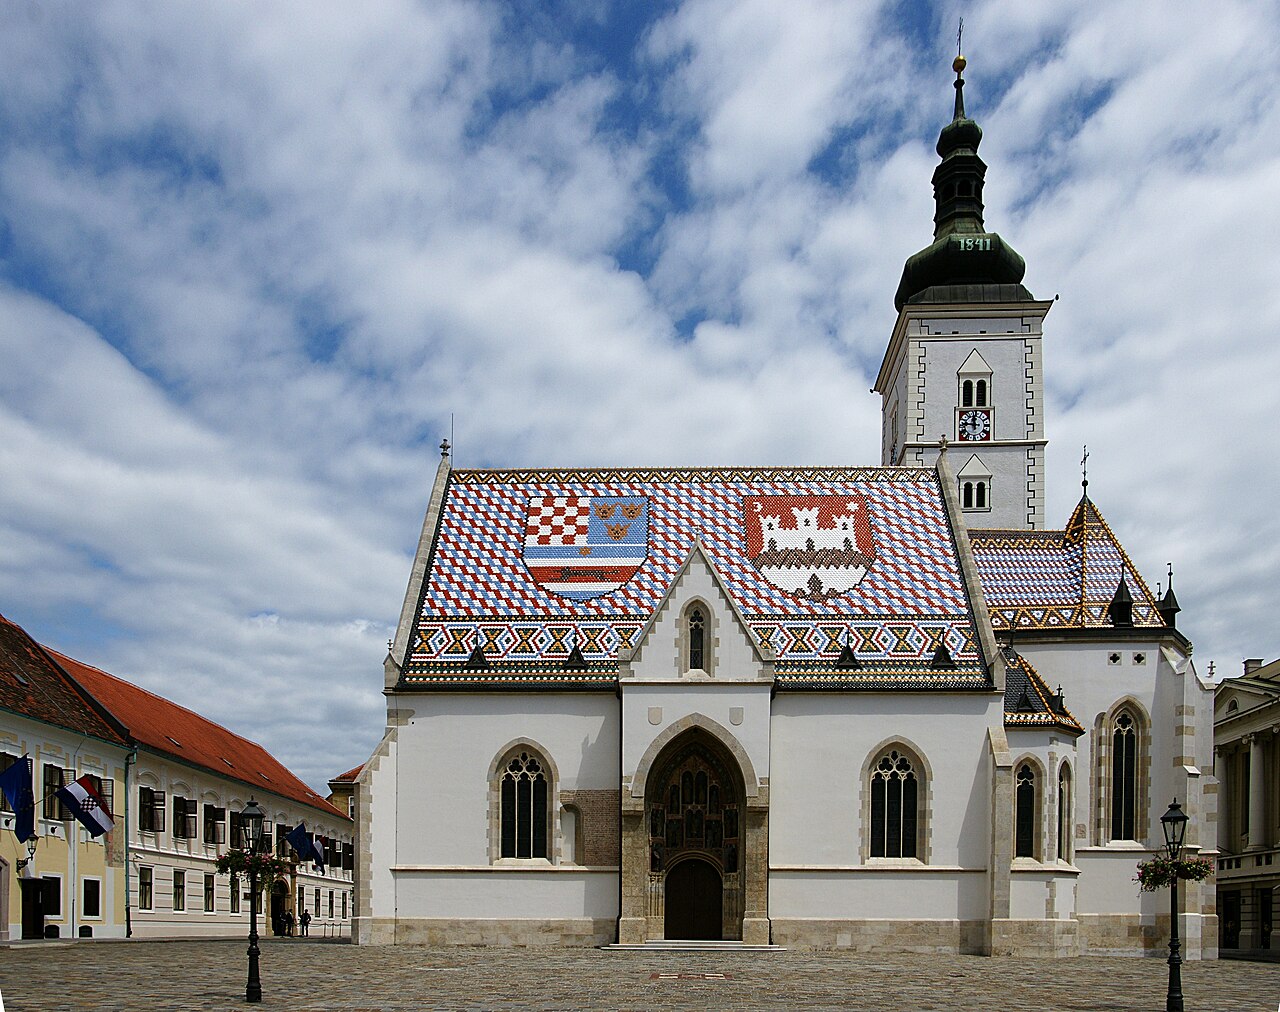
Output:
[70, 802, 78, 940]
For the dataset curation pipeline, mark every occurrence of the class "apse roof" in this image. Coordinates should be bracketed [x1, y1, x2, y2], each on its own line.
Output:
[970, 496, 1165, 633]
[403, 465, 992, 691]
[1002, 648, 1083, 736]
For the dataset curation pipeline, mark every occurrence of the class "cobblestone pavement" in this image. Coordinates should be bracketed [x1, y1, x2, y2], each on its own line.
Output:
[1, 939, 1278, 1012]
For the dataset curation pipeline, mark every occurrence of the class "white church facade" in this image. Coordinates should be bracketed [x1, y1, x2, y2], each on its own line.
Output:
[353, 58, 1216, 957]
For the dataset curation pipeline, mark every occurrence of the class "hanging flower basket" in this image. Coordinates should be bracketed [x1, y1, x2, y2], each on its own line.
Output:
[1134, 854, 1215, 892]
[215, 849, 290, 881]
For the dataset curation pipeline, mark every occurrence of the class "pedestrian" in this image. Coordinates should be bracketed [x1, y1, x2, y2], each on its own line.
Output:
[284, 909, 295, 937]
[300, 909, 311, 937]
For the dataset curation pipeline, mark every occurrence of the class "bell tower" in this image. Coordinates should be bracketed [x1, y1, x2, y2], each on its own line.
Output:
[874, 54, 1050, 530]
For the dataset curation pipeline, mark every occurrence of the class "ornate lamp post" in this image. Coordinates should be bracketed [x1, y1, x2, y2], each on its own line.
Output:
[241, 798, 266, 1004]
[1160, 799, 1188, 1012]
[15, 835, 38, 878]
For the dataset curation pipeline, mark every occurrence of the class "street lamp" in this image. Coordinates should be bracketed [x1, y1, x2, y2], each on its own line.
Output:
[1160, 799, 1189, 1012]
[241, 798, 266, 1004]
[16, 836, 38, 878]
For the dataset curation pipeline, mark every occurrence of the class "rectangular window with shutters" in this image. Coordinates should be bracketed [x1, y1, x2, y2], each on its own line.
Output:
[83, 878, 102, 918]
[203, 805, 225, 846]
[328, 889, 334, 918]
[343, 842, 354, 872]
[204, 873, 215, 912]
[230, 874, 240, 914]
[43, 764, 72, 820]
[172, 797, 197, 840]
[139, 867, 153, 910]
[173, 869, 186, 912]
[341, 891, 347, 919]
[314, 887, 320, 915]
[277, 824, 289, 858]
[298, 886, 304, 916]
[261, 820, 273, 855]
[138, 787, 166, 834]
[230, 811, 244, 849]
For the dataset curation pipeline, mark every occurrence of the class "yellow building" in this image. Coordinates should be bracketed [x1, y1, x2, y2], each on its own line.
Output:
[1, 614, 130, 940]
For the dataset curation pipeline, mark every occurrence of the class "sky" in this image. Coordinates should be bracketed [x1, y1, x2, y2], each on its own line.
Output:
[1, 0, 1277, 793]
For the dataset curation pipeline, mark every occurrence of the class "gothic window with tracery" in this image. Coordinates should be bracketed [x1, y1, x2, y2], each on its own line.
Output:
[870, 749, 919, 858]
[501, 751, 548, 859]
[689, 607, 705, 670]
[1015, 763, 1037, 858]
[1111, 712, 1138, 840]
[1057, 763, 1072, 861]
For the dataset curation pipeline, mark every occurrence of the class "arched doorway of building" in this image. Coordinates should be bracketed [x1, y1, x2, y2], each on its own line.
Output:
[665, 857, 723, 939]
[648, 727, 745, 940]
[271, 880, 288, 936]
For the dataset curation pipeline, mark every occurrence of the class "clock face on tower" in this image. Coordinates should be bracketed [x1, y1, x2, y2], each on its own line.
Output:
[958, 409, 992, 441]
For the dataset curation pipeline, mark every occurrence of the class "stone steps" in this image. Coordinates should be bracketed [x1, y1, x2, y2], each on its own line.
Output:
[602, 939, 786, 951]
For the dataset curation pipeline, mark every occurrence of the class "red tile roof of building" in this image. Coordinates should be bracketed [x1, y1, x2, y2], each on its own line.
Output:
[330, 763, 363, 784]
[49, 648, 346, 821]
[0, 613, 126, 747]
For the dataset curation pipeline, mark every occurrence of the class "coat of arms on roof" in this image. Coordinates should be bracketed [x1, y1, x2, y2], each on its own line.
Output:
[522, 495, 648, 600]
[742, 494, 876, 602]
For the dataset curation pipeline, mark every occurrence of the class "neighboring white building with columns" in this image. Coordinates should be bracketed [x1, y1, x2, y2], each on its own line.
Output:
[1214, 657, 1280, 951]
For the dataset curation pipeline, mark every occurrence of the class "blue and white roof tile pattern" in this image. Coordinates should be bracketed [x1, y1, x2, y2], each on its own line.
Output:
[970, 497, 1164, 632]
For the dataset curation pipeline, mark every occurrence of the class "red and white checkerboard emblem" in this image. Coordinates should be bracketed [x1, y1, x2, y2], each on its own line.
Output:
[525, 497, 590, 545]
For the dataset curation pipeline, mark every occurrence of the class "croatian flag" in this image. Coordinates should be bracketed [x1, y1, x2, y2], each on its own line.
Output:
[54, 775, 114, 838]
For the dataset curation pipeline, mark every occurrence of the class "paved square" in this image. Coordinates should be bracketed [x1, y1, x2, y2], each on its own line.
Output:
[0, 939, 1277, 1011]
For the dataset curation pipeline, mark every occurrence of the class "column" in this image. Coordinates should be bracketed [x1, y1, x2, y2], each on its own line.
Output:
[1249, 735, 1266, 850]
[1214, 748, 1229, 852]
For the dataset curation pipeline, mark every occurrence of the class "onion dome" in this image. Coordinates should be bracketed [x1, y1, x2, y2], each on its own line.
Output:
[894, 55, 1032, 310]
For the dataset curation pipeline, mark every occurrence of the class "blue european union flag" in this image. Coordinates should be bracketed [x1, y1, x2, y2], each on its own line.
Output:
[0, 755, 35, 842]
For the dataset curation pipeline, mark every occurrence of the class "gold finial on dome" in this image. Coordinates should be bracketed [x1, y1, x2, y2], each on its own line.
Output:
[953, 54, 967, 74]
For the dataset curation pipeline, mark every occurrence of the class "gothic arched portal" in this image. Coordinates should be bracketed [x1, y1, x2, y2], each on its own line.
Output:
[643, 728, 749, 941]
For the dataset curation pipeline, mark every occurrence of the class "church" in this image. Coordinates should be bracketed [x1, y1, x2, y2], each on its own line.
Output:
[353, 57, 1217, 957]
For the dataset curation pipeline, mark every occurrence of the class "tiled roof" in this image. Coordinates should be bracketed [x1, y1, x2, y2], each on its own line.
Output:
[406, 466, 990, 690]
[51, 649, 346, 821]
[330, 764, 363, 784]
[1002, 648, 1084, 735]
[0, 613, 126, 747]
[970, 496, 1164, 632]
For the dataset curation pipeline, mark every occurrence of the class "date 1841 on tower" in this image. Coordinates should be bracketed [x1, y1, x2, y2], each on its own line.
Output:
[953, 235, 993, 251]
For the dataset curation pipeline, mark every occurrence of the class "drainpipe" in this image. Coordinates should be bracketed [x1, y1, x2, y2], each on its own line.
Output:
[124, 747, 137, 937]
